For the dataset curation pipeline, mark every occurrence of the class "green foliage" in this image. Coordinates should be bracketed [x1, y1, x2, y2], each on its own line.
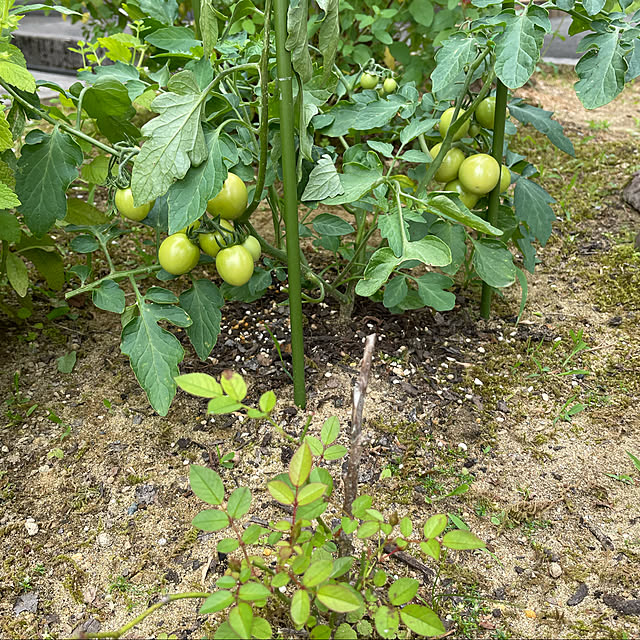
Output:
[1, 0, 638, 416]
[174, 372, 487, 638]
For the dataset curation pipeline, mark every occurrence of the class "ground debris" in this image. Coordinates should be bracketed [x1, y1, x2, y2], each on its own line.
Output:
[602, 594, 640, 616]
[567, 583, 588, 606]
[13, 592, 38, 615]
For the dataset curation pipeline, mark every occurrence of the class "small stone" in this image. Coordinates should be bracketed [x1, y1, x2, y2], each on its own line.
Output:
[2, 445, 9, 453]
[549, 562, 562, 578]
[567, 583, 588, 606]
[158, 537, 167, 546]
[473, 378, 483, 386]
[25, 518, 39, 536]
[97, 533, 112, 548]
[13, 592, 39, 615]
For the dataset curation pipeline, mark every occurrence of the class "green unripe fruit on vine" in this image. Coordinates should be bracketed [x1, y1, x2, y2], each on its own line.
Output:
[439, 107, 470, 141]
[383, 77, 397, 94]
[360, 72, 378, 90]
[444, 179, 479, 210]
[499, 165, 511, 192]
[476, 96, 496, 130]
[458, 153, 500, 195]
[429, 143, 465, 183]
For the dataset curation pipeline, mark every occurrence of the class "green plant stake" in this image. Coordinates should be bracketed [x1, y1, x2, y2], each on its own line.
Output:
[273, 0, 306, 407]
[480, 5, 511, 320]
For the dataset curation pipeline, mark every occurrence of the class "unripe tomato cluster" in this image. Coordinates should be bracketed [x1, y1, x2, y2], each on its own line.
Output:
[117, 174, 260, 287]
[432, 99, 511, 209]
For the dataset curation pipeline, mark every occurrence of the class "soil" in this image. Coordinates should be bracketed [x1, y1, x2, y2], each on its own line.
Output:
[2, 67, 640, 640]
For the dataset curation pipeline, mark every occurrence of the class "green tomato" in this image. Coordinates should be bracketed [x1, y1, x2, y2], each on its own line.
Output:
[115, 188, 155, 222]
[458, 153, 500, 195]
[475, 97, 496, 130]
[360, 72, 378, 90]
[199, 219, 235, 258]
[216, 245, 255, 287]
[469, 123, 481, 138]
[206, 173, 248, 220]
[429, 143, 465, 183]
[383, 77, 397, 94]
[179, 218, 201, 234]
[158, 233, 200, 275]
[241, 235, 261, 262]
[499, 165, 511, 192]
[444, 179, 480, 210]
[439, 107, 470, 141]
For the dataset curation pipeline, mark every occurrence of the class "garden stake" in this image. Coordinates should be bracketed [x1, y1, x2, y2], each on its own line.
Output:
[273, 0, 306, 407]
[480, 75, 510, 318]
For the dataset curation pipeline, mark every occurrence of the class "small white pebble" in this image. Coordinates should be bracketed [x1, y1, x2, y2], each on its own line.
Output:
[458, 443, 468, 451]
[542, 393, 549, 402]
[477, 346, 485, 354]
[474, 378, 483, 386]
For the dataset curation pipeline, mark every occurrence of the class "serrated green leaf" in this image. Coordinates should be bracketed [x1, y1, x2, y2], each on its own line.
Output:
[471, 238, 516, 289]
[334, 623, 357, 640]
[251, 616, 272, 640]
[0, 111, 13, 152]
[316, 584, 363, 613]
[0, 42, 35, 92]
[217, 537, 239, 553]
[514, 177, 556, 245]
[508, 100, 574, 157]
[312, 213, 355, 236]
[575, 32, 627, 109]
[179, 279, 223, 360]
[400, 118, 438, 146]
[356, 247, 399, 297]
[192, 508, 229, 531]
[80, 155, 110, 185]
[166, 125, 226, 234]
[287, 0, 313, 81]
[420, 538, 441, 561]
[402, 235, 451, 266]
[431, 35, 478, 100]
[302, 559, 333, 588]
[0, 181, 20, 208]
[190, 465, 225, 505]
[408, 0, 433, 26]
[495, 12, 544, 89]
[242, 524, 266, 544]
[16, 129, 83, 236]
[415, 273, 456, 312]
[399, 604, 445, 637]
[92, 279, 126, 314]
[131, 73, 206, 204]
[357, 520, 379, 538]
[427, 193, 502, 235]
[228, 602, 253, 638]
[56, 351, 77, 374]
[301, 154, 344, 201]
[22, 247, 64, 290]
[120, 301, 184, 415]
[383, 275, 408, 309]
[65, 198, 110, 225]
[305, 435, 324, 456]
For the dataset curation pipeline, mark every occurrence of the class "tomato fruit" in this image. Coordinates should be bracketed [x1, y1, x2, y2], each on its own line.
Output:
[499, 165, 511, 192]
[115, 188, 155, 221]
[383, 77, 397, 94]
[199, 219, 235, 258]
[179, 218, 201, 234]
[475, 97, 496, 130]
[216, 245, 254, 286]
[206, 173, 248, 220]
[158, 233, 200, 275]
[360, 72, 378, 90]
[439, 107, 470, 141]
[469, 123, 481, 138]
[458, 153, 500, 195]
[444, 180, 479, 210]
[429, 143, 465, 183]
[241, 235, 261, 262]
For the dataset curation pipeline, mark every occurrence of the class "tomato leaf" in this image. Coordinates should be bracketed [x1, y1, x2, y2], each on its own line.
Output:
[355, 247, 399, 297]
[0, 42, 35, 92]
[494, 11, 545, 89]
[301, 155, 343, 201]
[471, 238, 516, 289]
[179, 279, 223, 361]
[415, 273, 456, 312]
[92, 280, 126, 314]
[131, 70, 207, 205]
[16, 129, 83, 236]
[287, 0, 313, 82]
[120, 302, 184, 416]
[431, 34, 478, 101]
[513, 177, 556, 246]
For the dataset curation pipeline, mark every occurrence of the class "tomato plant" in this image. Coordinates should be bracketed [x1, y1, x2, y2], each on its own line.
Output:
[158, 233, 200, 275]
[2, 0, 638, 419]
[216, 245, 255, 287]
[241, 235, 262, 262]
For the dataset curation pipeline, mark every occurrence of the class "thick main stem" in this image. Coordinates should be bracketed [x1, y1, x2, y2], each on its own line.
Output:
[480, 82, 510, 317]
[273, 0, 306, 407]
